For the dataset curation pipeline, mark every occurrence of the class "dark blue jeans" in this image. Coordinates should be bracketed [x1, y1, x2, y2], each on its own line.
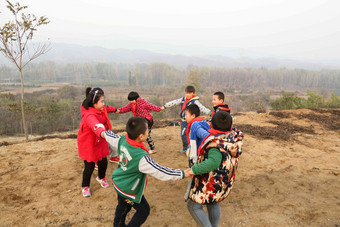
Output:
[181, 120, 188, 151]
[113, 194, 150, 227]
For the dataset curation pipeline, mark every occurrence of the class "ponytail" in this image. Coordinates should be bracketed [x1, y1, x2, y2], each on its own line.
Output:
[85, 87, 92, 98]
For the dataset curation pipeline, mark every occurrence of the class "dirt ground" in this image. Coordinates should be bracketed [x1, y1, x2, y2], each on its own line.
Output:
[0, 109, 339, 227]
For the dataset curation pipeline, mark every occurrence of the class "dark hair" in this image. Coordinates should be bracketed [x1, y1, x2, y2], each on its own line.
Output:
[126, 117, 147, 140]
[128, 91, 140, 101]
[184, 104, 200, 118]
[82, 87, 104, 110]
[212, 111, 232, 131]
[185, 85, 195, 93]
[213, 91, 224, 101]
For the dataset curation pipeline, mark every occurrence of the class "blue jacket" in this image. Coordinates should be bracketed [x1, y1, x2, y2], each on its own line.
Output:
[188, 120, 210, 165]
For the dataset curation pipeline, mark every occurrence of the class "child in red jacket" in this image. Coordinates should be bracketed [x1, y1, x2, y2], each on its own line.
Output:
[77, 87, 116, 197]
[116, 91, 163, 154]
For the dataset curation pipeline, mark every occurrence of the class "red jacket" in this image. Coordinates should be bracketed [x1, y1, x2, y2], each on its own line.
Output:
[118, 98, 161, 121]
[77, 105, 116, 162]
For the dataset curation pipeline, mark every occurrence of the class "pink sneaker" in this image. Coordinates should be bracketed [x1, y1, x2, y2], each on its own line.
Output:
[81, 187, 91, 197]
[96, 177, 109, 188]
[109, 157, 119, 164]
[149, 149, 157, 154]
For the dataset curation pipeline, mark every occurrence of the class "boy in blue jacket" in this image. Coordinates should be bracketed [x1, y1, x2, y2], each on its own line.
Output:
[183, 104, 210, 164]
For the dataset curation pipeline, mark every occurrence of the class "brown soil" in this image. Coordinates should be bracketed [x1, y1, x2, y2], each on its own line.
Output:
[0, 109, 339, 226]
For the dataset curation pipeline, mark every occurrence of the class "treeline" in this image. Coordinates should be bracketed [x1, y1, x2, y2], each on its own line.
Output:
[271, 90, 340, 110]
[1, 84, 339, 136]
[0, 85, 180, 136]
[0, 62, 339, 92]
[0, 86, 82, 135]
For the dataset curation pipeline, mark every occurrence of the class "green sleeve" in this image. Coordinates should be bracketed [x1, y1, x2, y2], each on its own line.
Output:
[191, 148, 222, 175]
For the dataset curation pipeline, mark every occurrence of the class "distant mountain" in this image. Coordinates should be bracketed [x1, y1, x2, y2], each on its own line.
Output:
[0, 43, 339, 70]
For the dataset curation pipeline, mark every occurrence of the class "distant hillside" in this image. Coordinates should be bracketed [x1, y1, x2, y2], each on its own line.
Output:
[1, 43, 338, 70]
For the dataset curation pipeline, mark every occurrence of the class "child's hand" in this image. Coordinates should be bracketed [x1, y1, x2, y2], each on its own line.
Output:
[115, 109, 120, 114]
[161, 106, 165, 110]
[100, 131, 105, 139]
[184, 168, 194, 178]
[206, 141, 218, 148]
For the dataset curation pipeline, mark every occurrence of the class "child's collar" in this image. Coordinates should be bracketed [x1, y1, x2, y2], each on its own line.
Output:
[214, 102, 225, 107]
[125, 134, 149, 154]
[188, 116, 204, 124]
[208, 128, 228, 135]
[186, 94, 197, 100]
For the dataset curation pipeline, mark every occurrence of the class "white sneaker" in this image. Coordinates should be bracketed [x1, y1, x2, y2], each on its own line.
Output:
[96, 177, 109, 188]
[149, 149, 157, 154]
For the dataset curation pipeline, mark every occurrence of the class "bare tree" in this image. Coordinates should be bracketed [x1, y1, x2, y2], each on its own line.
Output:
[0, 1, 50, 140]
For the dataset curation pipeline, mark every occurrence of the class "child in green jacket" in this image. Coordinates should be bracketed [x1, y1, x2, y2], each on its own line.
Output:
[100, 117, 189, 227]
[185, 111, 244, 227]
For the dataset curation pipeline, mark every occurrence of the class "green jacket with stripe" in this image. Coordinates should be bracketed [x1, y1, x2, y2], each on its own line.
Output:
[105, 132, 184, 203]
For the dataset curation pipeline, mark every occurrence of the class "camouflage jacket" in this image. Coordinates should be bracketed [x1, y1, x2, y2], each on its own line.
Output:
[189, 129, 244, 204]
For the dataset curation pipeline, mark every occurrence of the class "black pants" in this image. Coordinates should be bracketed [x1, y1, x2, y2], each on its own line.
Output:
[145, 118, 155, 150]
[81, 157, 107, 187]
[113, 194, 150, 227]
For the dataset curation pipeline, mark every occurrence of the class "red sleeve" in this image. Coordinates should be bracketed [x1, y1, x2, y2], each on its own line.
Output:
[144, 101, 162, 112]
[84, 114, 106, 138]
[106, 105, 116, 113]
[118, 103, 132, 113]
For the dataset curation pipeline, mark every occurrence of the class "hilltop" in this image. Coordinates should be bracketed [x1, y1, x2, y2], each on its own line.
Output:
[0, 109, 339, 226]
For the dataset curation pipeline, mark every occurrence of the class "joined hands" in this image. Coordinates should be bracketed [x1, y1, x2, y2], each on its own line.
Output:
[184, 168, 194, 178]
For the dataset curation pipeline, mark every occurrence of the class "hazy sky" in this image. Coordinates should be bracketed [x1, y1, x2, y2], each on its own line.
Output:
[1, 0, 340, 62]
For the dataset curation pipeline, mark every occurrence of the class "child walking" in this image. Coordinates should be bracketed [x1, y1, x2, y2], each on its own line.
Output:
[100, 117, 189, 227]
[77, 87, 116, 197]
[116, 91, 162, 154]
[185, 110, 244, 227]
[163, 85, 211, 153]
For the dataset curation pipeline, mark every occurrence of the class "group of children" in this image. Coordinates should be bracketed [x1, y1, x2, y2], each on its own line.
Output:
[77, 85, 244, 227]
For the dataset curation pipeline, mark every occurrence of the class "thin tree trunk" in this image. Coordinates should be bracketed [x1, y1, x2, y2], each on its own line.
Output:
[19, 69, 28, 141]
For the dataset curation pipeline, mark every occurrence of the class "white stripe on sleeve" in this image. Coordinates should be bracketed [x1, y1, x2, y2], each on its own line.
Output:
[104, 130, 121, 150]
[139, 155, 183, 181]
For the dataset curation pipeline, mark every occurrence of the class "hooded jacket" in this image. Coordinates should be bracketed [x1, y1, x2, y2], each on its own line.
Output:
[189, 129, 244, 204]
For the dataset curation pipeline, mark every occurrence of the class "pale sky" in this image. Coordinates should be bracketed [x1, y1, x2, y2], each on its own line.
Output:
[1, 0, 340, 62]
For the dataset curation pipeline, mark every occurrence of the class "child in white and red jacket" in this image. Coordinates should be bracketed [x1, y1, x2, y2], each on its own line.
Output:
[116, 91, 163, 154]
[77, 87, 116, 197]
[163, 85, 211, 154]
